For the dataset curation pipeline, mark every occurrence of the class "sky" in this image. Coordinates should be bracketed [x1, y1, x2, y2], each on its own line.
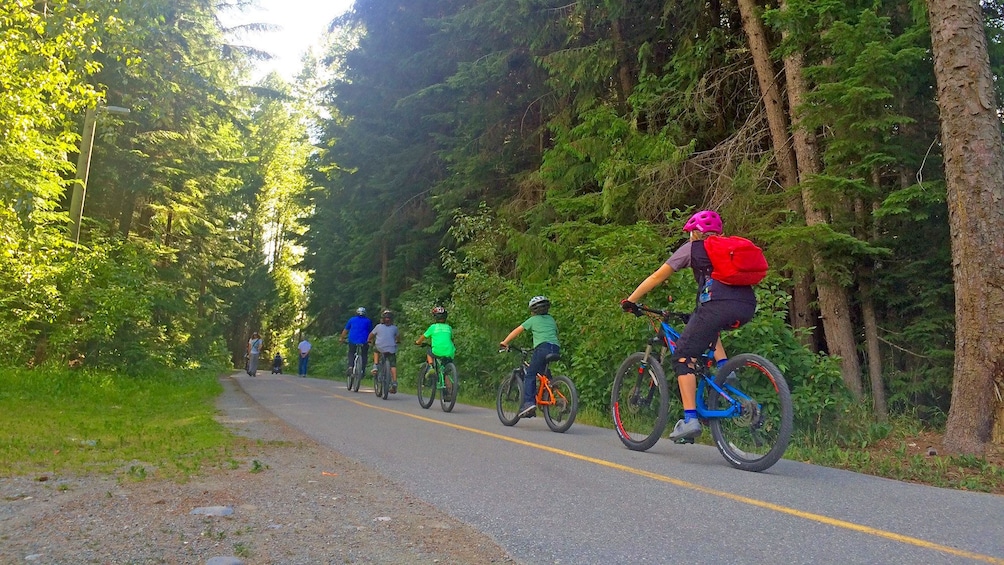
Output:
[220, 0, 355, 81]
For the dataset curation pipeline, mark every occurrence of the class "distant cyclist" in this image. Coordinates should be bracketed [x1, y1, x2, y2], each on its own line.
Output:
[415, 306, 456, 397]
[499, 295, 560, 419]
[620, 210, 755, 441]
[340, 307, 373, 376]
[369, 310, 401, 393]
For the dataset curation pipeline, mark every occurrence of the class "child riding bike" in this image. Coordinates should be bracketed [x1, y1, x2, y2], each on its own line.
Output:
[415, 306, 456, 399]
[499, 295, 560, 419]
[620, 210, 756, 441]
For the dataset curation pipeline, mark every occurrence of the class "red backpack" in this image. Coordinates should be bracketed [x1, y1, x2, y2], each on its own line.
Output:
[703, 235, 768, 286]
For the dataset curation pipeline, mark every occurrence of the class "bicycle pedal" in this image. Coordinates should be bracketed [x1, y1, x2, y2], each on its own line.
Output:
[674, 437, 695, 445]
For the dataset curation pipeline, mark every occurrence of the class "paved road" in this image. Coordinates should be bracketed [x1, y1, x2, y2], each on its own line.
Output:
[234, 372, 1004, 565]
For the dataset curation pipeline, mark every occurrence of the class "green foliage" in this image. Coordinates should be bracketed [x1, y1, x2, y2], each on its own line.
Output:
[441, 209, 847, 424]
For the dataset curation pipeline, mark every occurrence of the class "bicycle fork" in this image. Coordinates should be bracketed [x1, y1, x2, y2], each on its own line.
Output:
[633, 343, 663, 407]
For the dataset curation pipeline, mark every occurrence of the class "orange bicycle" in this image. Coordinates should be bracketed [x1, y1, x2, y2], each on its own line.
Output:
[496, 346, 579, 433]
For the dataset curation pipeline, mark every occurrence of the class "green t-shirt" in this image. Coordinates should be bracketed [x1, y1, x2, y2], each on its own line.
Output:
[423, 323, 456, 359]
[522, 314, 559, 349]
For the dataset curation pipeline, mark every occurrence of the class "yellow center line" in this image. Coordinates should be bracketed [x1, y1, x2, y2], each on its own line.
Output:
[296, 379, 1003, 564]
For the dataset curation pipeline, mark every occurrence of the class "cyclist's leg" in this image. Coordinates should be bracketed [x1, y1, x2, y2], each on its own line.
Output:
[387, 353, 397, 392]
[673, 301, 753, 438]
[360, 343, 369, 374]
[523, 344, 557, 412]
[347, 343, 357, 372]
[371, 349, 379, 375]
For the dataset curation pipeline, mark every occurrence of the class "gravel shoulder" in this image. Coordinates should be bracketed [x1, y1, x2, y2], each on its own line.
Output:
[0, 375, 517, 564]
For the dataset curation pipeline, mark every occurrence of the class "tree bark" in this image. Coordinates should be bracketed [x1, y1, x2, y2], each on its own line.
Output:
[610, 15, 635, 110]
[743, 0, 862, 394]
[927, 0, 1004, 454]
[736, 0, 816, 350]
[736, 0, 798, 188]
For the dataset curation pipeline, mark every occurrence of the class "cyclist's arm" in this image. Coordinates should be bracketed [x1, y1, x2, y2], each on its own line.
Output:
[627, 263, 675, 303]
[500, 325, 524, 348]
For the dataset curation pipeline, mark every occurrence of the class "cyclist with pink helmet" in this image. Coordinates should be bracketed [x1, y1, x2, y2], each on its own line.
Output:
[620, 210, 756, 441]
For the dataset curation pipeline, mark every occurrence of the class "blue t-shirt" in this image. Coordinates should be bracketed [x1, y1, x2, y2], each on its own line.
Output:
[345, 315, 373, 344]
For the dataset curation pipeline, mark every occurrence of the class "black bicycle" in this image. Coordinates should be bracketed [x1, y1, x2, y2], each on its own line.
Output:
[417, 349, 458, 412]
[497, 346, 578, 433]
[612, 304, 793, 472]
[373, 351, 392, 400]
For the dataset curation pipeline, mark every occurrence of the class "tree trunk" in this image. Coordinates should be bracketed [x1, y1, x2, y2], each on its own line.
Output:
[380, 239, 388, 309]
[610, 15, 634, 110]
[117, 190, 136, 237]
[743, 0, 860, 394]
[927, 0, 1004, 454]
[858, 184, 887, 419]
[736, 0, 816, 350]
[736, 0, 798, 188]
[860, 278, 887, 419]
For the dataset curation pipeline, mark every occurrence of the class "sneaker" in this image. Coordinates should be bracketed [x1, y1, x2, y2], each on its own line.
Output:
[390, 381, 398, 394]
[518, 404, 537, 418]
[442, 388, 452, 402]
[371, 368, 378, 376]
[668, 418, 701, 440]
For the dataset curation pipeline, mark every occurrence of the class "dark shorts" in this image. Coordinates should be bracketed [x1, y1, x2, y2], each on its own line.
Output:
[377, 351, 397, 368]
[673, 299, 755, 371]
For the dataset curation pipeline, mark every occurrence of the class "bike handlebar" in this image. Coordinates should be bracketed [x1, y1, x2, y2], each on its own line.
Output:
[629, 303, 690, 324]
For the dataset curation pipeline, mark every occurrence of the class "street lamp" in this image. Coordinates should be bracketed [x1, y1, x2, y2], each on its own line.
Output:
[68, 104, 130, 244]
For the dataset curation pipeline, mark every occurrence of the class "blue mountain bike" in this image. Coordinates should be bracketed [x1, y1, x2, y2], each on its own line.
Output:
[611, 304, 793, 472]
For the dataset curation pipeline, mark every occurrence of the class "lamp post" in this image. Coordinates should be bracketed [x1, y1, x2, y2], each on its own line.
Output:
[68, 104, 130, 244]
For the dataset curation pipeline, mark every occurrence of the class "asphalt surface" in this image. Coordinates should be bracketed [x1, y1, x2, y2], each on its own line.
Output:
[233, 371, 1004, 565]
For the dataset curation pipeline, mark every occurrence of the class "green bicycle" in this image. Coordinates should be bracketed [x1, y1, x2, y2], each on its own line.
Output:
[417, 348, 458, 412]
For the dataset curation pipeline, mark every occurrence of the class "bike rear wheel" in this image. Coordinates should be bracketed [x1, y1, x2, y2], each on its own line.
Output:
[374, 358, 389, 399]
[439, 363, 458, 413]
[542, 375, 578, 433]
[496, 369, 524, 426]
[417, 363, 436, 409]
[705, 353, 793, 472]
[611, 352, 670, 451]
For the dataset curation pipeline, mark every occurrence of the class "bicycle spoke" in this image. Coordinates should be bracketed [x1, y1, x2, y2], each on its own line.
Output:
[543, 375, 578, 433]
[496, 370, 523, 426]
[417, 363, 435, 409]
[611, 352, 669, 451]
[707, 354, 792, 472]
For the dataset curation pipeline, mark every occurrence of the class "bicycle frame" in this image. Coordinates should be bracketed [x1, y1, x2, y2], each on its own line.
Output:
[637, 306, 740, 420]
[426, 349, 448, 389]
[516, 352, 565, 407]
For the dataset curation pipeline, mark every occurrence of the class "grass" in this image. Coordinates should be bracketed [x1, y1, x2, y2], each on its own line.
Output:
[0, 366, 231, 480]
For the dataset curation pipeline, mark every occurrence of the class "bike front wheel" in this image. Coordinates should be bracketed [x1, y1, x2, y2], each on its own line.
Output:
[417, 363, 435, 408]
[351, 354, 363, 392]
[542, 375, 578, 433]
[705, 353, 793, 472]
[611, 352, 670, 451]
[439, 363, 458, 413]
[496, 369, 524, 426]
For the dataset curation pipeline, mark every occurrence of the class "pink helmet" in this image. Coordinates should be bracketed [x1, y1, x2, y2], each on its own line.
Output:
[683, 210, 722, 233]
